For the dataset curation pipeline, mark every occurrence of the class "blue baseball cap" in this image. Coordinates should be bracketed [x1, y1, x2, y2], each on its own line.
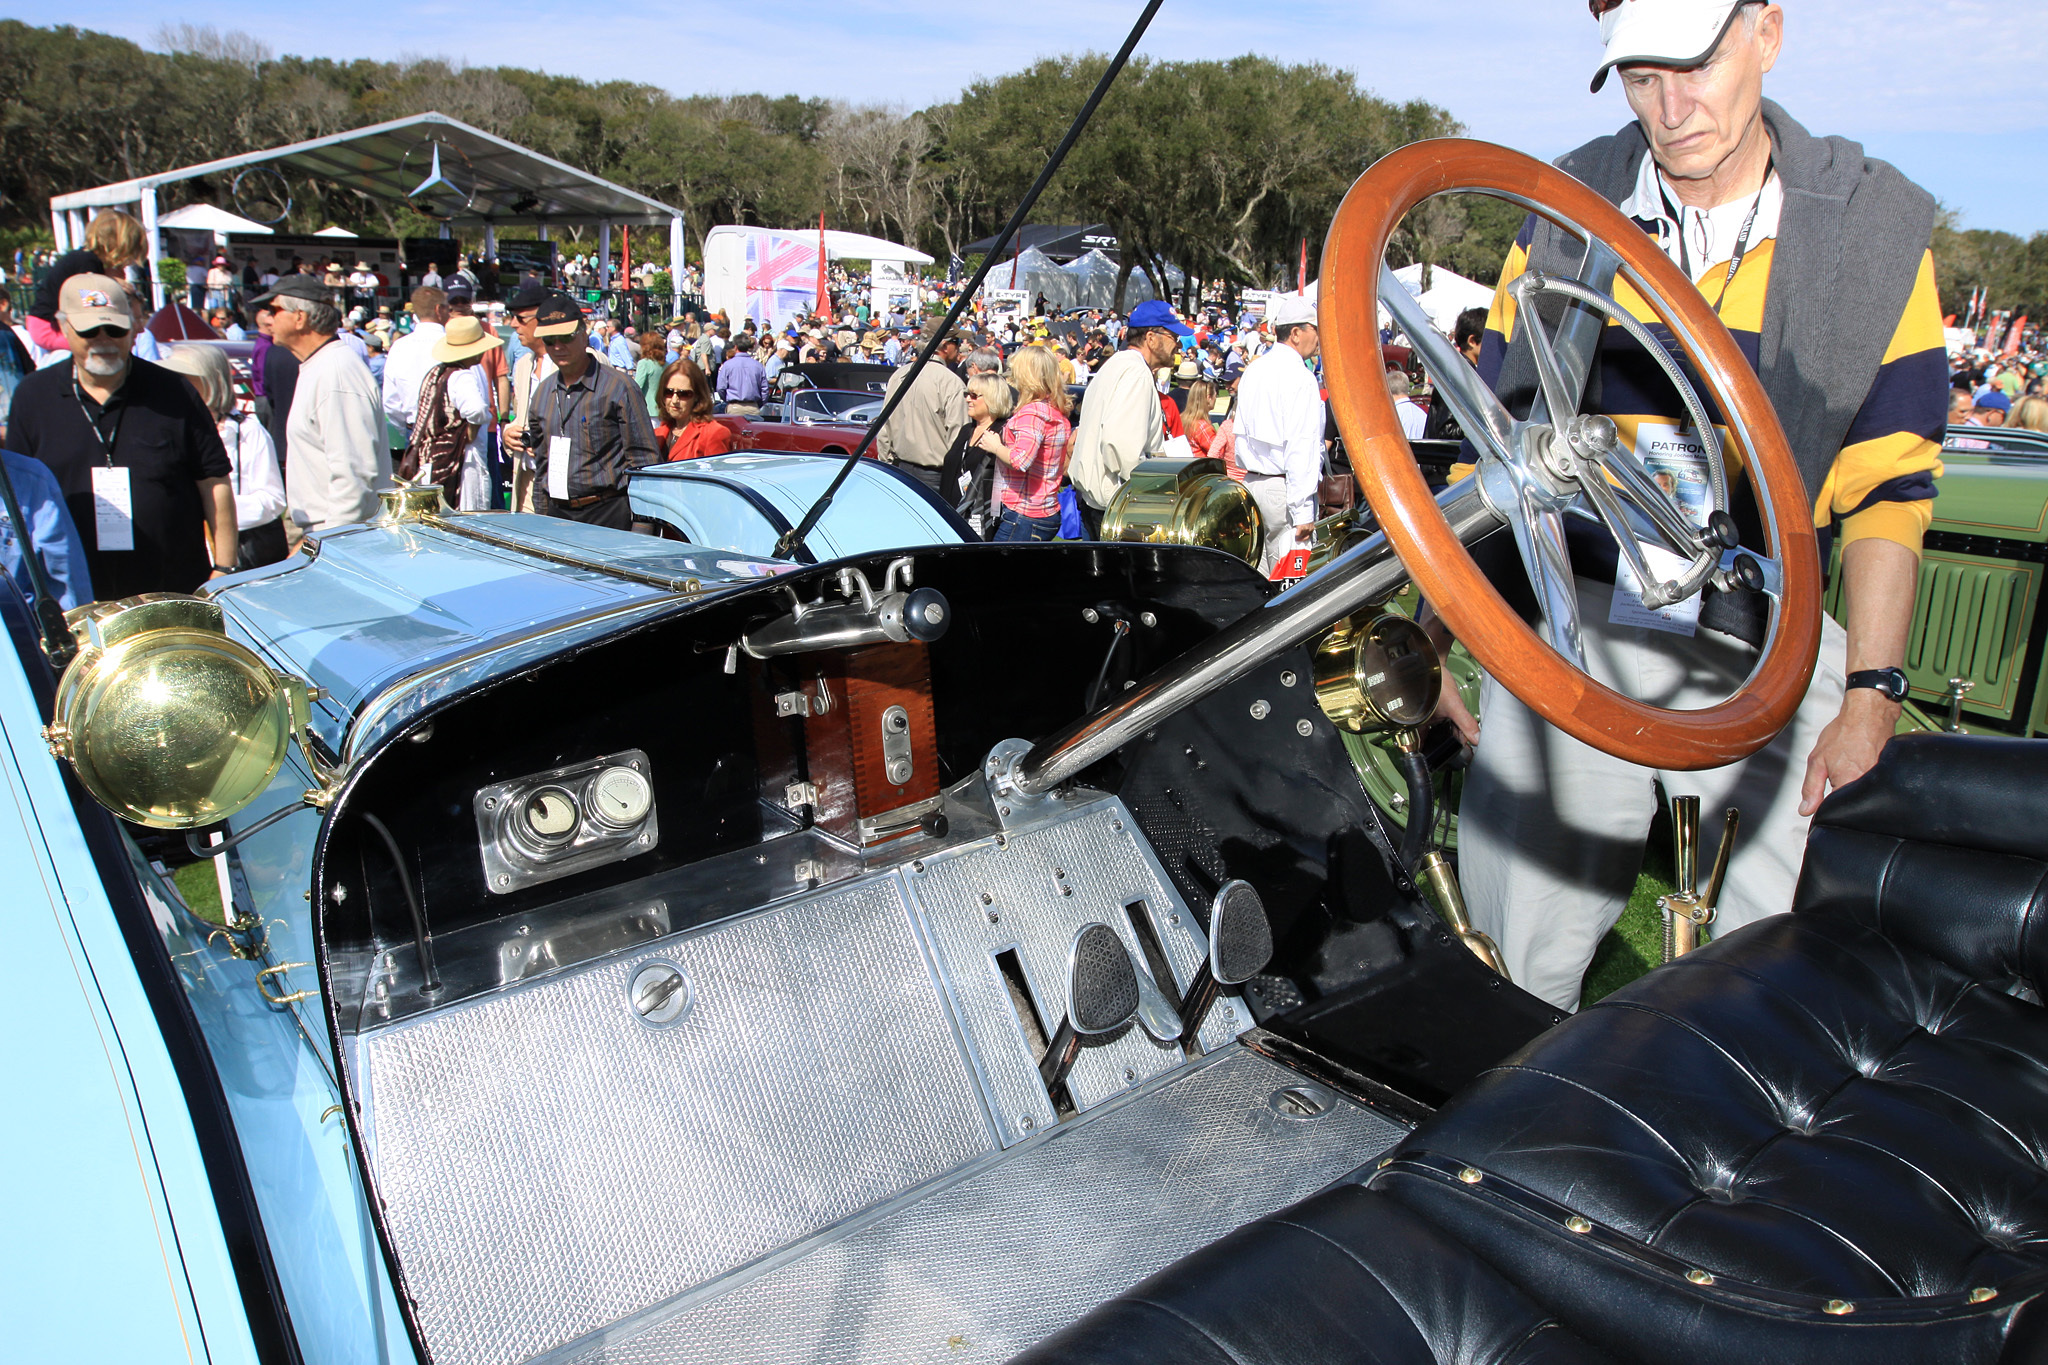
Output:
[1976, 389, 2012, 413]
[1127, 300, 1194, 337]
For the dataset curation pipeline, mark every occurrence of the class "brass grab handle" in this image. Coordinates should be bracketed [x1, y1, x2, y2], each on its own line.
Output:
[255, 962, 316, 1006]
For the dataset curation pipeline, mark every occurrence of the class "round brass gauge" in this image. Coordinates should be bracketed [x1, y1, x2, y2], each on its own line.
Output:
[1313, 613, 1443, 733]
[586, 765, 653, 829]
[521, 786, 580, 845]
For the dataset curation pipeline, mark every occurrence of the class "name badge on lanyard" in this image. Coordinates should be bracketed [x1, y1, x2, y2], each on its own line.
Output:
[1608, 421, 1711, 636]
[75, 378, 134, 550]
[92, 465, 134, 551]
[547, 435, 572, 500]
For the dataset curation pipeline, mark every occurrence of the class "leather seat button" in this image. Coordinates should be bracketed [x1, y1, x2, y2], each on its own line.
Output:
[1776, 1107, 1817, 1135]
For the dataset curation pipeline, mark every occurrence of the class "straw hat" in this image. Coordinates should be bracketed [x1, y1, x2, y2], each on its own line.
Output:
[432, 314, 504, 363]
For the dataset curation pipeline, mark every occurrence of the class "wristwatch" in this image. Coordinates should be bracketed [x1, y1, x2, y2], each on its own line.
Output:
[1844, 667, 1910, 703]
[211, 562, 237, 575]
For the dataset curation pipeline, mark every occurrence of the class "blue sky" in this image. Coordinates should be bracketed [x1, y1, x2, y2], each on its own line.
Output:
[22, 1, 2046, 236]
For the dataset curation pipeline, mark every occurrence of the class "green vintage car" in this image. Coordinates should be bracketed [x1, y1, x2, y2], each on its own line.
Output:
[1870, 424, 2048, 736]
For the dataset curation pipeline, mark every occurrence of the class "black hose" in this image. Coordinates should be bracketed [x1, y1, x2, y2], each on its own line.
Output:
[184, 799, 306, 862]
[1084, 618, 1131, 712]
[359, 812, 441, 994]
[774, 0, 1166, 560]
[1395, 748, 1434, 874]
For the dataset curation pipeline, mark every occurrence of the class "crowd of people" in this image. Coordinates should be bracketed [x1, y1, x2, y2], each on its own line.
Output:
[0, 198, 1377, 637]
[1949, 345, 2048, 441]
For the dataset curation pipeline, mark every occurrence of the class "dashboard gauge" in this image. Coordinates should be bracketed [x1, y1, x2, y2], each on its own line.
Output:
[587, 765, 654, 829]
[521, 786, 580, 844]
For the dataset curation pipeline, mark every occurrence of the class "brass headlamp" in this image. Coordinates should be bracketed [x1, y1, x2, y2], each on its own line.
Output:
[43, 594, 331, 829]
[1099, 457, 1263, 565]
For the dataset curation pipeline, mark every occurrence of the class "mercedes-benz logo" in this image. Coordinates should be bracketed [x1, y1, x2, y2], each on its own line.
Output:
[400, 139, 474, 220]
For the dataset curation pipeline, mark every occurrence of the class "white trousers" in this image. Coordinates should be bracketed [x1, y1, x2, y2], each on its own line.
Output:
[1244, 473, 1295, 573]
[1458, 577, 1849, 1011]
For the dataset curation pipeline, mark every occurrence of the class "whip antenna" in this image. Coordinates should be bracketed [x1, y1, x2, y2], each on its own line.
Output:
[774, 0, 1167, 560]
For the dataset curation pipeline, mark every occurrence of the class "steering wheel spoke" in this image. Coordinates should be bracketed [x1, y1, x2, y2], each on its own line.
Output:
[1509, 273, 1583, 429]
[1584, 441, 1707, 556]
[1378, 262, 1516, 465]
[1505, 489, 1585, 669]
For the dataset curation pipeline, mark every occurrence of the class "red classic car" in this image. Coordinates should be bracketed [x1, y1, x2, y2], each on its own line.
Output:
[715, 388, 886, 456]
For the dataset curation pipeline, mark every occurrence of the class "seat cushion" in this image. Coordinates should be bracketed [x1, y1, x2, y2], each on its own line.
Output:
[1389, 912, 2048, 1302]
[1008, 1182, 1627, 1365]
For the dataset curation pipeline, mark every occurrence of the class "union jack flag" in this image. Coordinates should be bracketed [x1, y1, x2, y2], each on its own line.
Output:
[744, 233, 822, 329]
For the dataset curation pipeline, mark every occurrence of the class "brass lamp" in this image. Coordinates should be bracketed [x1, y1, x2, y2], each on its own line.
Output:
[43, 595, 330, 829]
[1099, 458, 1263, 565]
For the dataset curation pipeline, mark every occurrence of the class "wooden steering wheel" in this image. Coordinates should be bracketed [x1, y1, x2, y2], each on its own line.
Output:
[1322, 139, 1822, 771]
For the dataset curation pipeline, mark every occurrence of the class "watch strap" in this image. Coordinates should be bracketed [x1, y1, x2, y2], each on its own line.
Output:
[1844, 667, 1909, 702]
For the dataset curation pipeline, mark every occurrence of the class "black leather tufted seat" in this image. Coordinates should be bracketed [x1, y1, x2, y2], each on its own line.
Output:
[1012, 1183, 1628, 1364]
[1013, 736, 2048, 1364]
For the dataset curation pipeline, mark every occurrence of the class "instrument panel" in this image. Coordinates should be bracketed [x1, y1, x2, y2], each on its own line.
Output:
[476, 748, 660, 894]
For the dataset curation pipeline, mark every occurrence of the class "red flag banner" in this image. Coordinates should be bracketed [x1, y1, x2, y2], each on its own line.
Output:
[1298, 238, 1308, 295]
[2005, 315, 2029, 356]
[1269, 547, 1312, 581]
[816, 213, 829, 316]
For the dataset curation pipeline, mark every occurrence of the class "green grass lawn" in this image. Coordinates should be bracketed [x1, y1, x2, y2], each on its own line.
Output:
[170, 858, 227, 926]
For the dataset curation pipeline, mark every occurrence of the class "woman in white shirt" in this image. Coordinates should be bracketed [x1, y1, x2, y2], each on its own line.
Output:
[161, 344, 290, 568]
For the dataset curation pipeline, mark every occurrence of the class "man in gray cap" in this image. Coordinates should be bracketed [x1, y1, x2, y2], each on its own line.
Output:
[9, 272, 234, 596]
[1453, 1, 1948, 1010]
[1232, 293, 1324, 571]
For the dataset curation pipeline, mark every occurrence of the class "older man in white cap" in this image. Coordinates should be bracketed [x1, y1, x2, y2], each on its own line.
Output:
[1454, 0, 1948, 1010]
[1232, 293, 1324, 572]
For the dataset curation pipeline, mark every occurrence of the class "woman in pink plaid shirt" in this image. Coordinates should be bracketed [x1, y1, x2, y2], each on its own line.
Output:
[970, 345, 1072, 542]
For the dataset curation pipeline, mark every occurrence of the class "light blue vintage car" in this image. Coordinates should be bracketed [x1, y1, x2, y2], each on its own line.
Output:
[14, 147, 2048, 1365]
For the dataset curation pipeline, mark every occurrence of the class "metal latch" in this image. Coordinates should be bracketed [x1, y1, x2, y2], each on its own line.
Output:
[881, 705, 913, 786]
[784, 781, 819, 811]
[775, 690, 811, 718]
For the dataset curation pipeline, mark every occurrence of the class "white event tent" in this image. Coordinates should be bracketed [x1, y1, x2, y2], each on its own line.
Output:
[157, 203, 274, 240]
[1388, 263, 1496, 335]
[51, 111, 687, 311]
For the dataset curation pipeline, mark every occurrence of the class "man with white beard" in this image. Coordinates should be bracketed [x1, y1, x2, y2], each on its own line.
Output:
[9, 273, 235, 597]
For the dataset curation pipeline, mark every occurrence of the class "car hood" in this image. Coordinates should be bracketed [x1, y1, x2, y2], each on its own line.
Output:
[1933, 449, 2048, 543]
[211, 511, 792, 756]
[630, 451, 969, 562]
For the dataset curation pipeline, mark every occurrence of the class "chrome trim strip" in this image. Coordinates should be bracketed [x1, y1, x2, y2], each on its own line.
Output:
[420, 513, 706, 595]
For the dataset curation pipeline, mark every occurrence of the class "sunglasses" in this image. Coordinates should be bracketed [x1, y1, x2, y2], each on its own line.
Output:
[1588, 0, 1623, 12]
[663, 387, 695, 399]
[76, 325, 130, 340]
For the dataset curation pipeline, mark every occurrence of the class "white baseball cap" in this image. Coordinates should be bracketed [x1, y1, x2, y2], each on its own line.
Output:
[1269, 294, 1318, 329]
[1589, 0, 1753, 93]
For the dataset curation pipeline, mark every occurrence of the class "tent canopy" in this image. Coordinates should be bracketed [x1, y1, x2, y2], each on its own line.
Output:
[49, 110, 688, 311]
[1389, 263, 1495, 334]
[157, 203, 273, 236]
[51, 111, 680, 229]
[816, 228, 932, 266]
[963, 224, 1118, 263]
